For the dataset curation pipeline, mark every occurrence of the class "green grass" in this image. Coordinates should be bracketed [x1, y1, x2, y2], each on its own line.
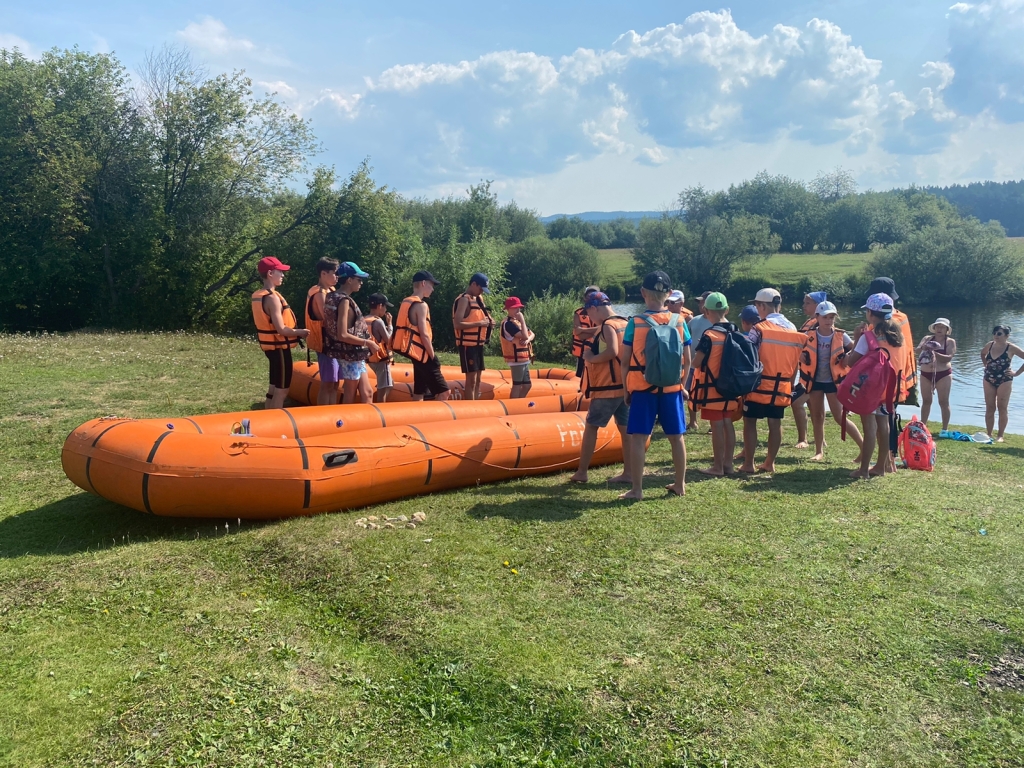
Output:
[3, 331, 1024, 766]
[597, 250, 873, 288]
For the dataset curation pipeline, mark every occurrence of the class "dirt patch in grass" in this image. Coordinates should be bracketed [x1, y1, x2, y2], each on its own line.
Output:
[984, 652, 1024, 692]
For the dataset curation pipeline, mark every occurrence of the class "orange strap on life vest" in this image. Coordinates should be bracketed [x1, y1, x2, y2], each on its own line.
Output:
[746, 321, 804, 407]
[624, 311, 686, 394]
[367, 317, 393, 363]
[581, 316, 628, 399]
[501, 316, 533, 363]
[878, 334, 909, 403]
[893, 310, 917, 400]
[798, 329, 849, 393]
[689, 326, 740, 413]
[392, 296, 432, 363]
[251, 289, 298, 351]
[800, 317, 818, 332]
[453, 293, 491, 347]
[571, 308, 595, 358]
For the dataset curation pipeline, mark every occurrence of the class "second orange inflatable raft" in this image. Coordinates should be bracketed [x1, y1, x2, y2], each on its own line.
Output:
[289, 361, 581, 405]
[62, 397, 621, 519]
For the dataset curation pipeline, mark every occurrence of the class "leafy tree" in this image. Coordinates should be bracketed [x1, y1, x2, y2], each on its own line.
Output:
[870, 217, 1024, 303]
[811, 166, 857, 203]
[506, 236, 601, 299]
[722, 172, 824, 252]
[632, 188, 779, 293]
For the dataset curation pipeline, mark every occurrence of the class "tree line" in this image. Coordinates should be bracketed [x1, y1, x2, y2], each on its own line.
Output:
[2, 47, 1021, 341]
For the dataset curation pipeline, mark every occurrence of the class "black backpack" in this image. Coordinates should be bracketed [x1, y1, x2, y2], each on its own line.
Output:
[713, 322, 763, 399]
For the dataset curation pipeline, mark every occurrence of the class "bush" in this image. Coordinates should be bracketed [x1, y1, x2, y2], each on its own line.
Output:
[506, 237, 601, 299]
[604, 283, 625, 302]
[869, 219, 1024, 303]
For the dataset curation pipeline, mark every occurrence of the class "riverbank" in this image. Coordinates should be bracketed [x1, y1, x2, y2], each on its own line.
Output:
[2, 332, 1023, 766]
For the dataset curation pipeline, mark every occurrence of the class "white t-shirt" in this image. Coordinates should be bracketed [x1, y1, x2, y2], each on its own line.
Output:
[854, 333, 872, 356]
[815, 330, 853, 383]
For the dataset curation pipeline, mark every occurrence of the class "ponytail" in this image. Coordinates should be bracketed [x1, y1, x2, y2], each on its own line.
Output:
[868, 310, 902, 346]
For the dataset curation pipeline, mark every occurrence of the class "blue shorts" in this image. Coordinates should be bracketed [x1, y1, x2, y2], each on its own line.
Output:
[317, 352, 341, 383]
[626, 390, 687, 436]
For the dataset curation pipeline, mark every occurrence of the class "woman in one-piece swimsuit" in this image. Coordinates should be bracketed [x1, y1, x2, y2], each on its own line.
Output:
[981, 325, 1024, 442]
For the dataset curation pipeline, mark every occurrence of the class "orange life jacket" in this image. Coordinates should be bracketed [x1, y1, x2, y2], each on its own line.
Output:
[800, 317, 818, 332]
[251, 288, 298, 351]
[304, 284, 333, 353]
[452, 292, 491, 347]
[367, 316, 393, 363]
[678, 307, 694, 322]
[877, 333, 909, 404]
[689, 325, 741, 413]
[580, 316, 628, 399]
[501, 316, 533, 363]
[798, 329, 849, 393]
[746, 320, 805, 407]
[392, 296, 432, 363]
[625, 311, 687, 394]
[571, 307, 595, 358]
[892, 309, 917, 399]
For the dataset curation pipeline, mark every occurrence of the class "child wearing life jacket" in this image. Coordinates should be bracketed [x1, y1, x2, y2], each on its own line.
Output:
[792, 290, 828, 447]
[251, 256, 309, 410]
[569, 292, 631, 485]
[845, 293, 905, 479]
[392, 270, 449, 402]
[617, 271, 691, 499]
[322, 262, 380, 405]
[366, 293, 394, 403]
[305, 258, 339, 406]
[688, 293, 740, 476]
[739, 288, 803, 474]
[571, 286, 602, 378]
[799, 301, 864, 462]
[501, 297, 536, 398]
[452, 272, 494, 401]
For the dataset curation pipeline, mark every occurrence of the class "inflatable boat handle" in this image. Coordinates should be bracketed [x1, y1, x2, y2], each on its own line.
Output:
[322, 449, 358, 469]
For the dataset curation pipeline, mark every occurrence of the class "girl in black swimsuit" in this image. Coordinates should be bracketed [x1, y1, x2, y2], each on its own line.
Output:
[981, 325, 1024, 442]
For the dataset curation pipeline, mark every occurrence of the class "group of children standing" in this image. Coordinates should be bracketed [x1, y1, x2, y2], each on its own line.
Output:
[251, 256, 536, 407]
[568, 274, 923, 498]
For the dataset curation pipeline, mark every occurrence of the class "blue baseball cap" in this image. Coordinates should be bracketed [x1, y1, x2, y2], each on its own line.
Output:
[470, 272, 491, 294]
[740, 305, 760, 324]
[336, 261, 369, 279]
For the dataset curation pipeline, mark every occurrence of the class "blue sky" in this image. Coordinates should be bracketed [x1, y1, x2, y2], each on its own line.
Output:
[4, 1, 1024, 214]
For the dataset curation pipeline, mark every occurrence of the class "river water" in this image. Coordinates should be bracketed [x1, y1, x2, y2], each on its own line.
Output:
[614, 300, 1024, 435]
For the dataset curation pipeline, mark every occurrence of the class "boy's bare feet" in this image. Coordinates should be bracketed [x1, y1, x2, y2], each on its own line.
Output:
[757, 463, 775, 474]
[795, 441, 809, 449]
[810, 452, 824, 462]
[665, 483, 685, 496]
[849, 469, 870, 479]
[737, 464, 757, 474]
[607, 472, 632, 484]
[618, 489, 643, 500]
[568, 472, 588, 483]
[699, 467, 724, 477]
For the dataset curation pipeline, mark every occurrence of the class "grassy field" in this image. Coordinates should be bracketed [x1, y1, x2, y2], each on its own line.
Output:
[598, 250, 873, 288]
[2, 331, 1024, 766]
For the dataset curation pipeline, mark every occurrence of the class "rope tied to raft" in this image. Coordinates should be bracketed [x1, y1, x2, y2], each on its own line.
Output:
[399, 433, 618, 473]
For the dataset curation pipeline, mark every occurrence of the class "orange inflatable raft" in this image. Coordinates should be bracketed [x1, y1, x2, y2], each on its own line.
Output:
[289, 361, 580, 405]
[62, 397, 621, 519]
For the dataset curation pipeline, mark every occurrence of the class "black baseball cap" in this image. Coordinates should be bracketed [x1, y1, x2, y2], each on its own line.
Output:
[368, 292, 392, 308]
[642, 271, 672, 292]
[413, 270, 440, 285]
[867, 277, 899, 302]
[470, 272, 491, 294]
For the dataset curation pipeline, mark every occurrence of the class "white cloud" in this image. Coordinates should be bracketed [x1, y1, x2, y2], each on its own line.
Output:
[945, 0, 1024, 121]
[0, 33, 37, 58]
[176, 17, 289, 65]
[257, 80, 298, 100]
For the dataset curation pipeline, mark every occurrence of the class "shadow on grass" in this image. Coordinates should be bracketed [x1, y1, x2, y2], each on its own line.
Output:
[0, 492, 269, 559]
[734, 467, 858, 495]
[987, 445, 1024, 460]
[463, 480, 639, 523]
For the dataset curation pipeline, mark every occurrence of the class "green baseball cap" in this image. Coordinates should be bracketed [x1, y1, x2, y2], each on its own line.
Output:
[704, 292, 728, 310]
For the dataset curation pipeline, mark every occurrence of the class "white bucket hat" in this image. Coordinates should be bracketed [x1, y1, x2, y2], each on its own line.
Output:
[929, 317, 951, 334]
[815, 301, 839, 318]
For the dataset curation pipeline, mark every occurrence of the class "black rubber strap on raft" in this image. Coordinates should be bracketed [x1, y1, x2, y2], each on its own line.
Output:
[295, 437, 309, 470]
[443, 401, 457, 419]
[141, 474, 153, 514]
[282, 409, 300, 439]
[303, 480, 311, 509]
[514, 446, 522, 469]
[184, 418, 203, 434]
[146, 430, 173, 463]
[407, 425, 432, 485]
[84, 457, 95, 494]
[370, 404, 386, 427]
[497, 400, 509, 415]
[91, 420, 128, 447]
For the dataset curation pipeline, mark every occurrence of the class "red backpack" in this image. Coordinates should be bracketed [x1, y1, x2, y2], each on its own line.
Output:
[836, 331, 898, 440]
[898, 416, 936, 471]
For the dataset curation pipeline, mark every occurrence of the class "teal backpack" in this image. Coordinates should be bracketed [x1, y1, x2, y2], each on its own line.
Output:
[641, 313, 684, 388]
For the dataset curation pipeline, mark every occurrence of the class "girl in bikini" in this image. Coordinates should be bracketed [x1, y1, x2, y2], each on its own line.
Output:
[916, 318, 956, 431]
[981, 325, 1024, 442]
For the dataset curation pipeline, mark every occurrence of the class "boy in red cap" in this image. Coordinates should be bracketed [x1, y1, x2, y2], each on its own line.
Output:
[501, 297, 535, 398]
[251, 257, 308, 410]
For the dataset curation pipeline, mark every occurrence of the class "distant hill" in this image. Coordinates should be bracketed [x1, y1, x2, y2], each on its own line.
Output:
[923, 180, 1024, 237]
[538, 210, 664, 224]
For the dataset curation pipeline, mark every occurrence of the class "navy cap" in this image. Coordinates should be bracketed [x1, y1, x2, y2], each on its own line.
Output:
[413, 270, 440, 285]
[642, 271, 672, 292]
[470, 272, 491, 294]
[740, 305, 761, 324]
[868, 277, 898, 302]
[368, 292, 392, 308]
